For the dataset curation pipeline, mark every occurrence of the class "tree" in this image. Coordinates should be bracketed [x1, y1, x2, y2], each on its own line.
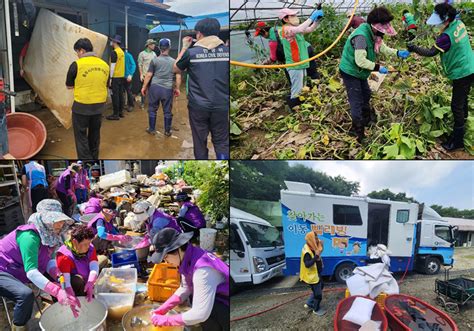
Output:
[230, 161, 360, 201]
[430, 205, 474, 219]
[367, 189, 418, 203]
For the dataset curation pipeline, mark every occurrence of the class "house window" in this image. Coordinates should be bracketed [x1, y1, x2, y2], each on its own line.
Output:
[333, 205, 362, 226]
[396, 210, 410, 223]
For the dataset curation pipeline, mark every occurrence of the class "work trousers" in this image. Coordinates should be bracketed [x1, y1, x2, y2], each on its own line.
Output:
[286, 69, 306, 99]
[452, 73, 473, 128]
[125, 79, 134, 109]
[0, 272, 35, 326]
[31, 185, 48, 212]
[177, 216, 200, 240]
[188, 105, 229, 160]
[148, 84, 173, 132]
[340, 70, 372, 125]
[199, 298, 230, 331]
[306, 280, 324, 312]
[75, 188, 88, 204]
[111, 77, 125, 117]
[56, 190, 74, 217]
[72, 112, 102, 160]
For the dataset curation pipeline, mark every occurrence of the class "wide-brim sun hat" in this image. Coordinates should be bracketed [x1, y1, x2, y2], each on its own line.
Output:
[278, 8, 298, 20]
[371, 22, 397, 36]
[145, 38, 156, 46]
[426, 12, 444, 25]
[148, 228, 193, 264]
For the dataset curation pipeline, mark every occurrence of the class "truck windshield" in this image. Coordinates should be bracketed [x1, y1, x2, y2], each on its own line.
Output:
[240, 222, 283, 248]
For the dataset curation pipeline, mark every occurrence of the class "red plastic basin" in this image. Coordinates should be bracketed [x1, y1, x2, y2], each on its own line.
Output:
[6, 112, 46, 159]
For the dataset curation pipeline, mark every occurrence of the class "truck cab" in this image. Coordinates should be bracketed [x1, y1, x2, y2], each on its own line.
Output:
[230, 207, 285, 290]
[415, 207, 456, 275]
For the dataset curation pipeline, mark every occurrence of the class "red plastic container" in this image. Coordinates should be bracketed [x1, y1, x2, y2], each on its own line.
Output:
[384, 294, 458, 331]
[6, 112, 46, 159]
[334, 295, 388, 331]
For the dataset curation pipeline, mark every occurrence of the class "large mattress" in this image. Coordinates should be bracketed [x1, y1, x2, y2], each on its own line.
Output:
[23, 9, 108, 129]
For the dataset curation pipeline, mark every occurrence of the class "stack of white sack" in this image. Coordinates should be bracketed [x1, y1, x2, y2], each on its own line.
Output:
[346, 263, 399, 299]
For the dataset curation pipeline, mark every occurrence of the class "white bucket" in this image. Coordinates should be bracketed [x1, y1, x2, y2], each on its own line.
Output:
[200, 228, 217, 252]
[39, 297, 107, 331]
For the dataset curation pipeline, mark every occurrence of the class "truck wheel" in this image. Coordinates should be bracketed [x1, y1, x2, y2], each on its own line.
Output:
[424, 257, 440, 275]
[335, 263, 355, 283]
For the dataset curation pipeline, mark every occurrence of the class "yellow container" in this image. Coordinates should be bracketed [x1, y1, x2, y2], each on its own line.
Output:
[344, 289, 387, 310]
[148, 263, 180, 302]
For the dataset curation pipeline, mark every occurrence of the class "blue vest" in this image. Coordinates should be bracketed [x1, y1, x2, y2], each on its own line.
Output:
[24, 162, 48, 189]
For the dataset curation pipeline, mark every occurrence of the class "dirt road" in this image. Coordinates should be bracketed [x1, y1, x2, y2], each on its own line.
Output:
[231, 248, 474, 330]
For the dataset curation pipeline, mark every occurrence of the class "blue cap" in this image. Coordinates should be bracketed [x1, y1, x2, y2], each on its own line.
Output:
[426, 12, 444, 25]
[159, 38, 171, 48]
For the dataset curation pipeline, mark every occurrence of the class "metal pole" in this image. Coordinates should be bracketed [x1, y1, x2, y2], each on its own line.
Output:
[4, 0, 15, 113]
[125, 5, 129, 49]
[178, 21, 182, 51]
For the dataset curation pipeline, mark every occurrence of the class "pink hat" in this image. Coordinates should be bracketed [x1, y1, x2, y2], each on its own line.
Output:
[278, 8, 298, 20]
[371, 22, 397, 36]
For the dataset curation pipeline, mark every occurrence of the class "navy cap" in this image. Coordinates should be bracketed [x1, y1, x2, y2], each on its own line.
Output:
[159, 38, 171, 48]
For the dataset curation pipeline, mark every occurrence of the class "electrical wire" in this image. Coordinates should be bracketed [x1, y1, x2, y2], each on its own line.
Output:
[230, 0, 359, 69]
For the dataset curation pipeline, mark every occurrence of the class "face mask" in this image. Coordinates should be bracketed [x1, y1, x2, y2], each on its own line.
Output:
[288, 16, 300, 26]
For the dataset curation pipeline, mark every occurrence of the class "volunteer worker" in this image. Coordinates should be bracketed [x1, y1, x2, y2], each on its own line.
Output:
[56, 225, 99, 308]
[66, 38, 109, 159]
[55, 164, 80, 217]
[176, 192, 206, 238]
[0, 200, 78, 330]
[107, 34, 126, 121]
[149, 228, 229, 330]
[21, 160, 48, 213]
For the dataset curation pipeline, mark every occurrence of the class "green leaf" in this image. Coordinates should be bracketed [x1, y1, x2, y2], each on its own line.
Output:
[297, 146, 307, 159]
[328, 77, 342, 92]
[230, 121, 242, 135]
[400, 141, 416, 159]
[420, 122, 431, 134]
[389, 123, 402, 141]
[416, 139, 426, 153]
[432, 106, 450, 119]
[383, 144, 399, 159]
[430, 130, 444, 138]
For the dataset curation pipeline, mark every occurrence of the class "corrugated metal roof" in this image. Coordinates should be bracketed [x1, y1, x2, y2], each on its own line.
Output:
[150, 12, 229, 33]
[444, 217, 474, 231]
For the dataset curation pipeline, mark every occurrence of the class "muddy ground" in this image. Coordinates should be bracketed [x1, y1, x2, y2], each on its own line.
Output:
[231, 248, 474, 331]
[17, 87, 216, 159]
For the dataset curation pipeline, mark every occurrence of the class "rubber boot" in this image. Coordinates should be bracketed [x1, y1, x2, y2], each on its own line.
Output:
[146, 112, 156, 134]
[164, 117, 172, 137]
[216, 153, 229, 160]
[11, 324, 26, 331]
[349, 121, 365, 143]
[362, 107, 376, 127]
[442, 126, 464, 151]
[286, 96, 302, 112]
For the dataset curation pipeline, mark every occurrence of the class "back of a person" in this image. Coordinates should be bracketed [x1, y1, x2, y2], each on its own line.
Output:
[151, 55, 175, 89]
[187, 43, 229, 111]
[25, 162, 47, 188]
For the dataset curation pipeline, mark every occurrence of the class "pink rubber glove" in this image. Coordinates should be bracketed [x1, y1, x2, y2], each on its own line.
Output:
[65, 287, 81, 318]
[135, 236, 151, 249]
[153, 294, 181, 315]
[43, 282, 72, 306]
[106, 234, 131, 242]
[84, 272, 98, 302]
[151, 313, 184, 327]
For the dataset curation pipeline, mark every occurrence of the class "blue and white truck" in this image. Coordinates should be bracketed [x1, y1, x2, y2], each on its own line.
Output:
[281, 181, 457, 283]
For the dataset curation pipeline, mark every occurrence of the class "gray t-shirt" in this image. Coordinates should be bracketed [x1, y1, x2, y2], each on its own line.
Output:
[148, 55, 175, 89]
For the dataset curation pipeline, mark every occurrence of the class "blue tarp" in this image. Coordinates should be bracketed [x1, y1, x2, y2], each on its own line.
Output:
[150, 12, 229, 33]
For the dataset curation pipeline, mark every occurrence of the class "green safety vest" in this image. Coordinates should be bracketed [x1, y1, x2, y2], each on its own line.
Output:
[403, 13, 417, 28]
[268, 27, 277, 42]
[440, 20, 474, 80]
[339, 23, 376, 79]
[277, 25, 310, 70]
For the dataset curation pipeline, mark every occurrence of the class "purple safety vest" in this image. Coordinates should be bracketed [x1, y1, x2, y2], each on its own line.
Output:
[56, 169, 74, 194]
[75, 169, 88, 187]
[147, 210, 182, 235]
[182, 202, 206, 229]
[0, 224, 52, 284]
[84, 197, 102, 214]
[57, 244, 94, 280]
[178, 245, 229, 306]
[87, 212, 115, 235]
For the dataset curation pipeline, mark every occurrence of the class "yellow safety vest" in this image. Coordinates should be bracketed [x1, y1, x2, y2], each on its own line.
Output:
[74, 56, 109, 104]
[299, 244, 319, 284]
[112, 47, 125, 78]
